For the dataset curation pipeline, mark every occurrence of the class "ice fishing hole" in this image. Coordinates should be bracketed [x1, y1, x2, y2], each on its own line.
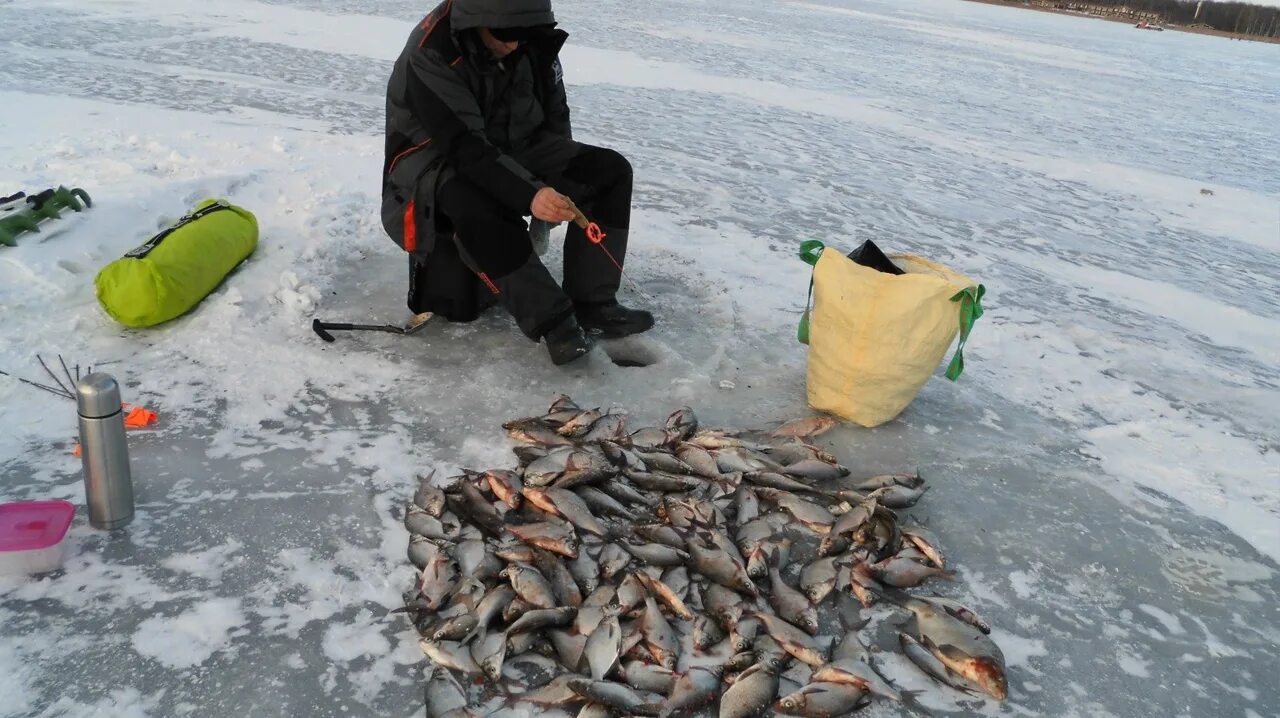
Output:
[602, 338, 659, 368]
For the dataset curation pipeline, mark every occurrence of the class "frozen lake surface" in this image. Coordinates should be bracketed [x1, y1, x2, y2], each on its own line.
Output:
[0, 0, 1277, 716]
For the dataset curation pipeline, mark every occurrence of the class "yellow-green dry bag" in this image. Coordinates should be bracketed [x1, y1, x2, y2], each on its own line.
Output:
[95, 199, 258, 328]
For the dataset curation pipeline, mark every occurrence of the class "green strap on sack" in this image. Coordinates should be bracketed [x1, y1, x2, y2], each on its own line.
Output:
[944, 284, 985, 381]
[797, 239, 984, 379]
[797, 239, 825, 345]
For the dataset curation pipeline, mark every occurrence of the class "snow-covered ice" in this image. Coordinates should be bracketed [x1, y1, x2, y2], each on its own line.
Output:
[1, 0, 1277, 716]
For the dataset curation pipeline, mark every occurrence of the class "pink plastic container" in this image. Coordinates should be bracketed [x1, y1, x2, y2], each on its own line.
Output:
[0, 500, 76, 575]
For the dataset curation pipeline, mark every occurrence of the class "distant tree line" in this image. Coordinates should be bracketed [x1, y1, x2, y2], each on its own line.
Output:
[1075, 0, 1280, 36]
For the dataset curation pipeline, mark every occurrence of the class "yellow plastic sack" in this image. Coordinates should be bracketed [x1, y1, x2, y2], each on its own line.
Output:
[798, 240, 984, 427]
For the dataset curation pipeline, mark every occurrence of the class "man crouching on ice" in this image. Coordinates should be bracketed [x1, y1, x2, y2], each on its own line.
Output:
[381, 0, 652, 365]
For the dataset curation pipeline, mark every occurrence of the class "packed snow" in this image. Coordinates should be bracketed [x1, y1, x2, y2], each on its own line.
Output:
[0, 0, 1277, 716]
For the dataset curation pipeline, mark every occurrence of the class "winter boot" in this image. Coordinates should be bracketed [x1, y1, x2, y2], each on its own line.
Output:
[576, 300, 654, 339]
[542, 315, 593, 365]
[492, 255, 582, 355]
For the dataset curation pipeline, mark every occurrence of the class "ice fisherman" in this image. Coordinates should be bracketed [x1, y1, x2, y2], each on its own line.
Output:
[381, 0, 652, 365]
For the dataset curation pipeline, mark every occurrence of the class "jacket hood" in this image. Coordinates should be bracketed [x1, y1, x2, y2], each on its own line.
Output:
[451, 0, 556, 31]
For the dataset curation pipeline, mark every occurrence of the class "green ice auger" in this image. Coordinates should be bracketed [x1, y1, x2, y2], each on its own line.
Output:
[0, 186, 93, 246]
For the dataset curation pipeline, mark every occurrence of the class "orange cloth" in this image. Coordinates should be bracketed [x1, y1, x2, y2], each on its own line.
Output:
[72, 404, 158, 455]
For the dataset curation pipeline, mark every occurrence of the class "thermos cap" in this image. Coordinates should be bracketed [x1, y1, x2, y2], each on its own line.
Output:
[77, 373, 123, 419]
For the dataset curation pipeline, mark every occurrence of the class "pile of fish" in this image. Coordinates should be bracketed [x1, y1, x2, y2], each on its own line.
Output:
[401, 396, 1008, 718]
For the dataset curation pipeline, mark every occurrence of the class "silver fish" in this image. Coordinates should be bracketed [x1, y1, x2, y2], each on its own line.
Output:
[617, 572, 649, 612]
[828, 498, 876, 538]
[583, 414, 629, 442]
[692, 613, 726, 650]
[661, 566, 691, 601]
[507, 606, 576, 634]
[494, 539, 537, 563]
[567, 678, 659, 716]
[548, 628, 589, 672]
[687, 533, 757, 596]
[521, 673, 587, 706]
[622, 659, 677, 693]
[640, 595, 680, 669]
[712, 448, 769, 474]
[734, 485, 760, 525]
[687, 430, 768, 451]
[629, 426, 676, 449]
[576, 703, 612, 718]
[533, 549, 585, 608]
[754, 612, 827, 667]
[417, 541, 458, 610]
[542, 487, 610, 537]
[901, 524, 945, 568]
[832, 629, 872, 663]
[419, 639, 481, 674]
[424, 665, 468, 718]
[634, 523, 687, 549]
[774, 682, 868, 717]
[866, 484, 929, 509]
[734, 513, 787, 557]
[453, 480, 505, 536]
[502, 562, 558, 609]
[414, 475, 447, 517]
[585, 615, 622, 680]
[599, 542, 633, 580]
[558, 408, 605, 436]
[512, 444, 549, 465]
[799, 556, 841, 605]
[756, 489, 834, 534]
[506, 518, 579, 558]
[870, 556, 954, 588]
[783, 459, 848, 482]
[704, 582, 748, 630]
[568, 546, 602, 596]
[885, 590, 1007, 700]
[917, 594, 991, 634]
[428, 613, 478, 642]
[847, 563, 883, 608]
[769, 567, 819, 635]
[637, 449, 695, 475]
[599, 478, 659, 508]
[660, 664, 723, 717]
[470, 629, 507, 680]
[406, 506, 462, 542]
[600, 440, 647, 472]
[466, 585, 516, 641]
[719, 661, 780, 718]
[729, 615, 761, 653]
[665, 406, 698, 439]
[676, 443, 721, 478]
[575, 586, 621, 634]
[621, 540, 690, 567]
[455, 538, 501, 581]
[625, 469, 702, 493]
[812, 657, 902, 701]
[524, 446, 577, 487]
[899, 631, 983, 695]
[555, 451, 618, 489]
[507, 418, 575, 447]
[578, 486, 639, 521]
[770, 416, 837, 438]
[503, 597, 532, 624]
[743, 472, 828, 497]
[849, 472, 923, 491]
[634, 571, 694, 620]
[407, 534, 448, 571]
[723, 650, 758, 673]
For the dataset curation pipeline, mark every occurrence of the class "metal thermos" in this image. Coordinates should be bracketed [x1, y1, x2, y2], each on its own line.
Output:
[76, 373, 134, 530]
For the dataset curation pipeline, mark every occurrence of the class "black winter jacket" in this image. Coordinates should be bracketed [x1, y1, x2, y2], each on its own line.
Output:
[381, 0, 577, 255]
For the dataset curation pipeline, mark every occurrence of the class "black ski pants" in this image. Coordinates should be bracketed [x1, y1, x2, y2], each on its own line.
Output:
[436, 142, 632, 303]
